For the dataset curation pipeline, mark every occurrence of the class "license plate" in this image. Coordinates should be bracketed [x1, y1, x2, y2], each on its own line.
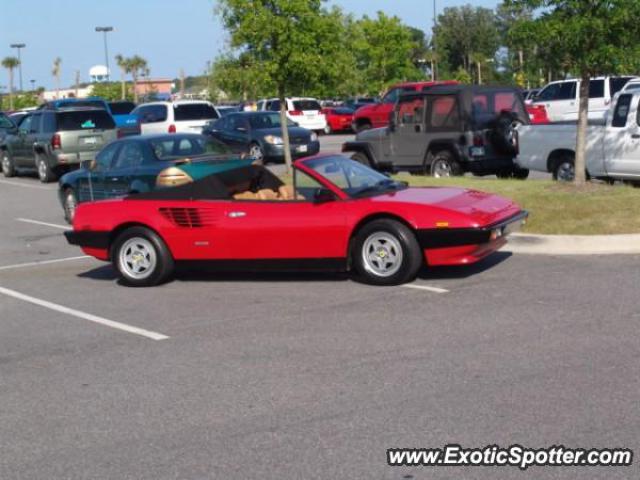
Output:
[470, 146, 485, 157]
[297, 145, 308, 153]
[82, 136, 99, 145]
[306, 115, 314, 120]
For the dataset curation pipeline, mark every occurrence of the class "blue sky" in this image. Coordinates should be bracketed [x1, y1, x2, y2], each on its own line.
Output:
[0, 0, 499, 90]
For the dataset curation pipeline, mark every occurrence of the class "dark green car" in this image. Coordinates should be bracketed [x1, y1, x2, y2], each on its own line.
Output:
[58, 133, 251, 222]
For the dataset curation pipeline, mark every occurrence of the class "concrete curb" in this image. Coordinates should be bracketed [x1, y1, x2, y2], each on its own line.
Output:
[503, 233, 640, 255]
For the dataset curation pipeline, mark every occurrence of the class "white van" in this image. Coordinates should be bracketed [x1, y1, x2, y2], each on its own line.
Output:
[257, 97, 327, 132]
[530, 76, 636, 122]
[133, 100, 220, 135]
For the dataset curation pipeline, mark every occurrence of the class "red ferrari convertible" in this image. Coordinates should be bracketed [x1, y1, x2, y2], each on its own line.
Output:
[65, 155, 527, 287]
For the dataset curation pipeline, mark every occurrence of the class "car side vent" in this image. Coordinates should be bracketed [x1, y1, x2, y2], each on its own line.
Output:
[159, 207, 206, 228]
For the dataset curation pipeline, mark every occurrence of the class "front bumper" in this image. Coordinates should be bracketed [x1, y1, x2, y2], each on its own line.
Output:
[263, 141, 321, 161]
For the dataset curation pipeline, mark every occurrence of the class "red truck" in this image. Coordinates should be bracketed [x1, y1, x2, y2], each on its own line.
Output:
[352, 80, 458, 133]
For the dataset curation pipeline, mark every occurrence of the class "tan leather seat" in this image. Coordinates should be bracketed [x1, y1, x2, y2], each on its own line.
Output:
[278, 185, 294, 200]
[257, 189, 279, 200]
[233, 191, 259, 200]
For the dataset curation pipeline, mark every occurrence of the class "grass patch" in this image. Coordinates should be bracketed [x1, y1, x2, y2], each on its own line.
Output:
[393, 175, 640, 235]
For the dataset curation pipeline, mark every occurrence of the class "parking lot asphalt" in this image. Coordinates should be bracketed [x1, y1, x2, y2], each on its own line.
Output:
[0, 140, 635, 479]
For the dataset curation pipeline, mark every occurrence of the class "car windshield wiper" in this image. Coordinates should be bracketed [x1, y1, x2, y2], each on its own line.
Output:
[353, 179, 403, 197]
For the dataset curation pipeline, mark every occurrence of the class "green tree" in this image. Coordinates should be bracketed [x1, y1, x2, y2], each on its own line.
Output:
[120, 55, 148, 103]
[2, 56, 20, 110]
[507, 0, 640, 185]
[91, 82, 131, 101]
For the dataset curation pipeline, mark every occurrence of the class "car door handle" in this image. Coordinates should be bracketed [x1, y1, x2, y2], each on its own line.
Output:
[227, 211, 246, 218]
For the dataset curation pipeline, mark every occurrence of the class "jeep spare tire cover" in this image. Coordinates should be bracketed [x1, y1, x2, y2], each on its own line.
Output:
[489, 112, 519, 156]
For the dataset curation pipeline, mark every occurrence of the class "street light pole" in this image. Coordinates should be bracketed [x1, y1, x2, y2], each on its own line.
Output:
[432, 0, 437, 81]
[30, 79, 35, 91]
[95, 26, 114, 81]
[10, 43, 26, 92]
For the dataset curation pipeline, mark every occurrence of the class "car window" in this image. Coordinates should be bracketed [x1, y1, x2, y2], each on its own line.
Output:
[267, 100, 281, 112]
[229, 116, 249, 131]
[428, 96, 460, 129]
[292, 100, 321, 111]
[248, 113, 296, 129]
[623, 83, 640, 92]
[95, 142, 120, 170]
[0, 114, 14, 129]
[29, 113, 42, 133]
[471, 91, 527, 127]
[382, 88, 400, 104]
[137, 105, 168, 123]
[611, 77, 633, 95]
[18, 115, 33, 133]
[42, 113, 57, 133]
[537, 82, 576, 101]
[397, 98, 425, 125]
[109, 102, 136, 115]
[589, 80, 605, 99]
[293, 169, 329, 201]
[612, 94, 632, 128]
[114, 142, 146, 169]
[56, 110, 116, 131]
[174, 103, 219, 121]
[149, 136, 231, 160]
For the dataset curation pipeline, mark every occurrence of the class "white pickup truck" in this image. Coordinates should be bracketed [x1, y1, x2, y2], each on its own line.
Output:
[515, 91, 640, 182]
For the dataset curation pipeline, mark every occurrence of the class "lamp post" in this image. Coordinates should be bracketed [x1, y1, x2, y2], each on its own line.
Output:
[9, 43, 26, 92]
[432, 0, 438, 81]
[30, 79, 35, 91]
[95, 26, 113, 81]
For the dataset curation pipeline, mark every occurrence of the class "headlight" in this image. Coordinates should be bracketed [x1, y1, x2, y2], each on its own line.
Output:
[264, 135, 283, 145]
[310, 132, 318, 142]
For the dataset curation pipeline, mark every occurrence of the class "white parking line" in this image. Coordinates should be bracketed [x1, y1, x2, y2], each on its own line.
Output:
[0, 256, 90, 272]
[0, 286, 170, 341]
[0, 179, 53, 190]
[402, 284, 450, 294]
[16, 218, 70, 230]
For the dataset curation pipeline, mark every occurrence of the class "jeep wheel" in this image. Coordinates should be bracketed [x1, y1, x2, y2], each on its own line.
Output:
[430, 151, 463, 178]
[351, 152, 371, 167]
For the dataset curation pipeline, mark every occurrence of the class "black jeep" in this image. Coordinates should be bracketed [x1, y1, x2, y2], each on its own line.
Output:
[342, 85, 530, 178]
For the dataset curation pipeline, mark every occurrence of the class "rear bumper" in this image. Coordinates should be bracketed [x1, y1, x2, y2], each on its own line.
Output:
[465, 155, 517, 175]
[64, 230, 110, 260]
[418, 210, 528, 265]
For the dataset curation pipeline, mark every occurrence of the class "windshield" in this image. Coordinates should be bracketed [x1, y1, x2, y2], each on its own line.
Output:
[173, 103, 219, 121]
[304, 156, 407, 198]
[248, 113, 296, 129]
[150, 136, 232, 160]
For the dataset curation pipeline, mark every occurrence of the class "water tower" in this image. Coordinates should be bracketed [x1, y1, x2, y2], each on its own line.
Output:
[89, 65, 110, 83]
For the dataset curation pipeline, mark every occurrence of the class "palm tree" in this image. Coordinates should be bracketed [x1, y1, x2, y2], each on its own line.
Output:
[1, 56, 20, 110]
[124, 55, 148, 103]
[52, 57, 62, 99]
[115, 54, 128, 100]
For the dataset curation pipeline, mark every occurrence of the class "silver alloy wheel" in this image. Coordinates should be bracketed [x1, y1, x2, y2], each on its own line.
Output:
[2, 154, 9, 171]
[64, 191, 77, 222]
[362, 232, 404, 278]
[37, 158, 48, 181]
[249, 144, 264, 162]
[556, 161, 575, 182]
[432, 159, 452, 178]
[324, 124, 331, 134]
[118, 237, 157, 280]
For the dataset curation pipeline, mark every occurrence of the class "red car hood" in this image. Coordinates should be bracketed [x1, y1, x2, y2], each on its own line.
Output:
[369, 187, 522, 227]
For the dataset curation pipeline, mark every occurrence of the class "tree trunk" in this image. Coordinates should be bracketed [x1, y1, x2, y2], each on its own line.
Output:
[8, 69, 14, 111]
[574, 72, 590, 185]
[278, 85, 292, 174]
[120, 68, 126, 100]
[132, 73, 139, 103]
[477, 61, 482, 85]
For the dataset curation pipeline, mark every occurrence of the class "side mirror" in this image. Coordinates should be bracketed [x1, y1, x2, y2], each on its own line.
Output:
[313, 188, 336, 203]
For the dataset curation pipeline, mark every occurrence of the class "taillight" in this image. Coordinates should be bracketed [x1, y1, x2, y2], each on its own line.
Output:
[51, 133, 62, 150]
[288, 110, 303, 116]
[168, 124, 176, 133]
[473, 134, 484, 147]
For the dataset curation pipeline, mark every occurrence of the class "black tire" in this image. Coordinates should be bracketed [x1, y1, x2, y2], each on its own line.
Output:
[354, 120, 372, 134]
[496, 167, 530, 180]
[2, 151, 16, 177]
[62, 188, 78, 224]
[352, 219, 423, 286]
[429, 150, 463, 178]
[351, 152, 371, 167]
[489, 112, 519, 156]
[111, 227, 175, 287]
[552, 155, 575, 182]
[36, 155, 57, 183]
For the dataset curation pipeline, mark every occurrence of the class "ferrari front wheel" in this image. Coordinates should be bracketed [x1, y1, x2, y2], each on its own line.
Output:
[352, 219, 423, 286]
[111, 227, 175, 287]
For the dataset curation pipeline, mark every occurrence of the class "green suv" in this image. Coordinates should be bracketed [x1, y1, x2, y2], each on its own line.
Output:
[1, 108, 118, 182]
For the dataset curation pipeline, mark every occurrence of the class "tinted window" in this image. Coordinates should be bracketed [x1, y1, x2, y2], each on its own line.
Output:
[56, 111, 115, 131]
[174, 103, 219, 121]
[42, 113, 57, 133]
[247, 113, 296, 129]
[292, 100, 321, 111]
[149, 136, 231, 159]
[332, 107, 354, 115]
[95, 142, 120, 170]
[589, 80, 605, 99]
[397, 98, 425, 125]
[136, 105, 167, 123]
[109, 102, 136, 115]
[537, 82, 576, 101]
[612, 94, 632, 128]
[611, 77, 633, 95]
[624, 83, 640, 92]
[383, 88, 400, 104]
[18, 115, 33, 132]
[0, 114, 14, 129]
[267, 100, 281, 111]
[429, 96, 460, 129]
[114, 142, 146, 169]
[229, 116, 249, 131]
[471, 91, 528, 127]
[29, 114, 42, 133]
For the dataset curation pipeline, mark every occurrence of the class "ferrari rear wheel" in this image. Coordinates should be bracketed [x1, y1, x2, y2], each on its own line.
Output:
[111, 227, 174, 287]
[352, 219, 423, 286]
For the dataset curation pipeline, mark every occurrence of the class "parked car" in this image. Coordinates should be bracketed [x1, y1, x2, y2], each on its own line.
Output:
[351, 81, 458, 133]
[7, 111, 29, 125]
[344, 97, 378, 111]
[256, 97, 327, 132]
[530, 76, 636, 122]
[202, 111, 320, 164]
[58, 133, 244, 222]
[64, 154, 527, 287]
[132, 100, 220, 135]
[521, 89, 540, 104]
[216, 105, 241, 117]
[40, 97, 141, 137]
[321, 107, 355, 134]
[343, 85, 530, 178]
[1, 108, 118, 182]
[516, 91, 640, 182]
